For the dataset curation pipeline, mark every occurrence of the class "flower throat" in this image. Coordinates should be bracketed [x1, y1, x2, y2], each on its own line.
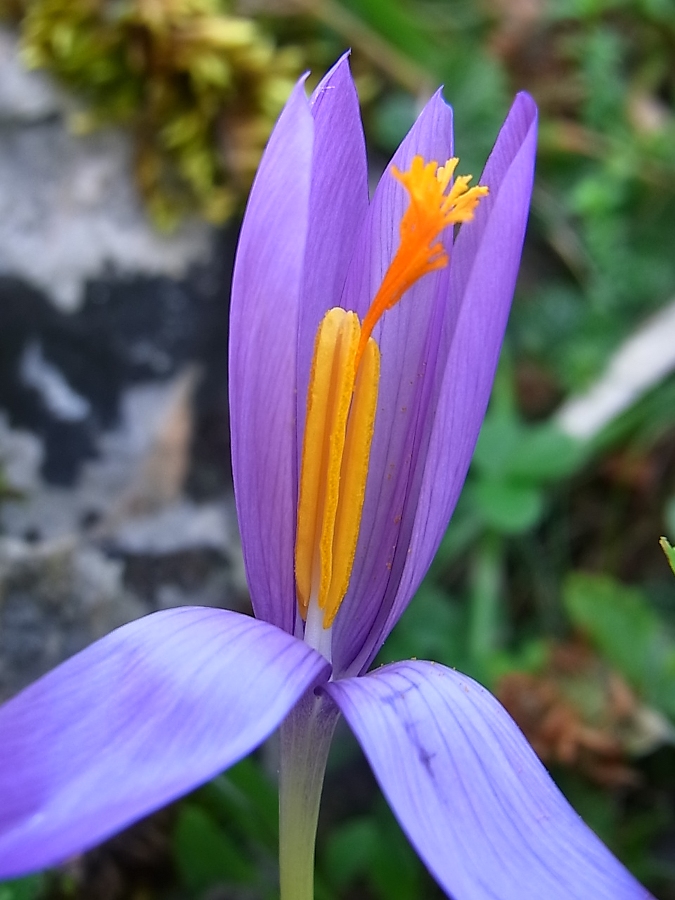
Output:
[295, 156, 487, 632]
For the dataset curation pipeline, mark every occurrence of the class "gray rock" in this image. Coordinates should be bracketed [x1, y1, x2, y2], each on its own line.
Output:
[0, 27, 65, 122]
[0, 370, 199, 540]
[109, 501, 232, 555]
[0, 412, 43, 495]
[0, 28, 212, 311]
[0, 536, 145, 700]
[20, 340, 92, 422]
[0, 369, 247, 699]
[0, 38, 242, 702]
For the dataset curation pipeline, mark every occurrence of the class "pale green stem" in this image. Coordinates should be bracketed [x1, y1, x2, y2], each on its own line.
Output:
[278, 690, 339, 900]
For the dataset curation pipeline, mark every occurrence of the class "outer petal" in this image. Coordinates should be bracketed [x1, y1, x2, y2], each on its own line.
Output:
[336, 94, 537, 675]
[326, 661, 652, 900]
[296, 53, 369, 444]
[229, 79, 313, 633]
[333, 92, 454, 673]
[380, 93, 538, 649]
[0, 607, 330, 878]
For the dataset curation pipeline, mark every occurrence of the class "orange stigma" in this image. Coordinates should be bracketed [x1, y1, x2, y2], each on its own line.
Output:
[296, 156, 488, 632]
[355, 156, 488, 370]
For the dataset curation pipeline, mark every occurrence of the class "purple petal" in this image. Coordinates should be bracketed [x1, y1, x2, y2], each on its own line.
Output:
[326, 661, 652, 900]
[332, 92, 455, 674]
[229, 79, 313, 634]
[296, 53, 369, 445]
[382, 93, 537, 637]
[335, 94, 537, 675]
[0, 607, 329, 878]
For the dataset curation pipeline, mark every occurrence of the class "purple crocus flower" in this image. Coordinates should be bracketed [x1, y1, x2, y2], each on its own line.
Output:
[0, 56, 652, 900]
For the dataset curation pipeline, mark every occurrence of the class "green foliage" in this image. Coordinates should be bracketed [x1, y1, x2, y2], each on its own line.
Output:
[323, 800, 429, 900]
[379, 582, 465, 668]
[468, 405, 586, 534]
[358, 0, 507, 170]
[662, 537, 675, 576]
[175, 804, 256, 889]
[513, 1, 675, 390]
[0, 876, 44, 900]
[555, 769, 672, 883]
[173, 756, 279, 896]
[564, 572, 675, 718]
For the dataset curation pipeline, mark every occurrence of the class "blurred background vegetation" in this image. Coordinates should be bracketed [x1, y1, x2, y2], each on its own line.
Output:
[1, 0, 675, 897]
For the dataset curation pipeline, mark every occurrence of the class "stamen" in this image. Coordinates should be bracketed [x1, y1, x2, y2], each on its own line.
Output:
[296, 155, 487, 633]
[295, 309, 379, 626]
[322, 336, 379, 625]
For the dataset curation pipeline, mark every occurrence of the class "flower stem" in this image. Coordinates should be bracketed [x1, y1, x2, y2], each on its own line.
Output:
[278, 690, 338, 900]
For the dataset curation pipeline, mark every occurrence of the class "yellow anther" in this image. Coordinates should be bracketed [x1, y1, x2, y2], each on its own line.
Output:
[295, 309, 379, 626]
[322, 335, 379, 625]
[296, 155, 487, 630]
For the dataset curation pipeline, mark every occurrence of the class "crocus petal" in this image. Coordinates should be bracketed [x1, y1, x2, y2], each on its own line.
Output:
[0, 607, 330, 878]
[229, 79, 313, 634]
[369, 92, 538, 666]
[333, 91, 455, 674]
[336, 93, 538, 675]
[326, 660, 652, 900]
[296, 52, 369, 443]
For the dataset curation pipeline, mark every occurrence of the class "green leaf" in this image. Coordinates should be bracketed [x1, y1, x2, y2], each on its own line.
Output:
[324, 817, 378, 889]
[199, 756, 278, 850]
[428, 496, 483, 573]
[223, 755, 279, 839]
[665, 497, 675, 541]
[173, 803, 255, 890]
[472, 479, 544, 533]
[0, 875, 45, 900]
[564, 572, 675, 717]
[474, 415, 585, 483]
[368, 804, 424, 900]
[379, 584, 464, 668]
[337, 0, 437, 66]
[505, 425, 586, 481]
[660, 537, 675, 577]
[324, 803, 424, 900]
[372, 91, 418, 150]
[472, 414, 522, 479]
